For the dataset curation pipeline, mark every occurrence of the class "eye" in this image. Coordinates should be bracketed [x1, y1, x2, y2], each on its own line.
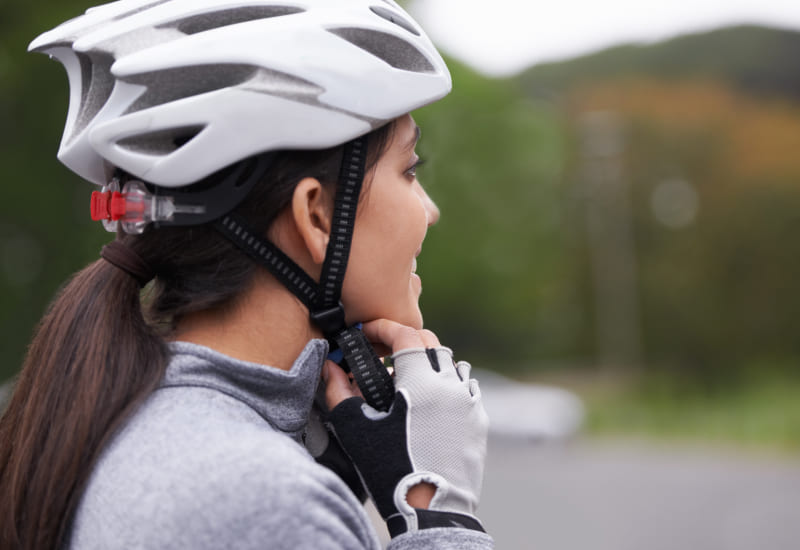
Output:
[405, 156, 426, 179]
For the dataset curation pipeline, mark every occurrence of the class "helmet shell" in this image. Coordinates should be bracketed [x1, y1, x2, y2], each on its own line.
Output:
[30, 0, 451, 187]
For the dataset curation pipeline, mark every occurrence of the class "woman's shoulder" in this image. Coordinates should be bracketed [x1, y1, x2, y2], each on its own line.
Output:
[102, 383, 306, 466]
[83, 383, 337, 499]
[68, 385, 378, 549]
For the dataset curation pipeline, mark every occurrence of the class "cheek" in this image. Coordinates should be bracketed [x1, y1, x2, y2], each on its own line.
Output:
[346, 223, 401, 293]
[341, 199, 425, 323]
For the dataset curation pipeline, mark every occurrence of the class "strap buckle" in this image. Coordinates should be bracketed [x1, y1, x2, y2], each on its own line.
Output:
[310, 302, 346, 337]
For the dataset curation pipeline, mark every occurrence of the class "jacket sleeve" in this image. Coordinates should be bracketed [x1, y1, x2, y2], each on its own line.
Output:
[271, 449, 495, 550]
[179, 447, 384, 550]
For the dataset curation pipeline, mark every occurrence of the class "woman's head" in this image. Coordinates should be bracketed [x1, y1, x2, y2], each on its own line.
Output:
[136, 113, 439, 332]
[131, 120, 398, 332]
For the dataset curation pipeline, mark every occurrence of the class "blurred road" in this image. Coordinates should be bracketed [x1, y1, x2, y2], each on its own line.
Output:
[479, 437, 800, 550]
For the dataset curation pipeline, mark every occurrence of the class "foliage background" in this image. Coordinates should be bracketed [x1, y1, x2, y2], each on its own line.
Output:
[2, 2, 799, 447]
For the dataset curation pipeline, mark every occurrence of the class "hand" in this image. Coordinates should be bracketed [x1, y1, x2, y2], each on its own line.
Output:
[322, 322, 438, 508]
[323, 320, 489, 537]
[304, 402, 367, 502]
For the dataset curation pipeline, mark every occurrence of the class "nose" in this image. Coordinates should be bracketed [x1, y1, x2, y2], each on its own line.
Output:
[419, 185, 440, 227]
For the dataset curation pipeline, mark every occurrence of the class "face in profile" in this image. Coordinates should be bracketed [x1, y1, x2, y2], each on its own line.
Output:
[341, 114, 440, 329]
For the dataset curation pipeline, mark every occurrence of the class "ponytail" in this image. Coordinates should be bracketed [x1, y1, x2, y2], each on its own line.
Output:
[0, 258, 167, 549]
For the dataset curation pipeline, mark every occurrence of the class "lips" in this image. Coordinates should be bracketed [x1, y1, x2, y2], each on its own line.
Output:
[412, 243, 425, 274]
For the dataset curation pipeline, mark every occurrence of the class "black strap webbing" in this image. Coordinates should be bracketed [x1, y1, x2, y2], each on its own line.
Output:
[316, 136, 395, 410]
[215, 214, 318, 310]
[316, 137, 367, 312]
[335, 327, 395, 412]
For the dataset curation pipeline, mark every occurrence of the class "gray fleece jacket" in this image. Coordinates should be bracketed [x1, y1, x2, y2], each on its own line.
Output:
[67, 340, 493, 549]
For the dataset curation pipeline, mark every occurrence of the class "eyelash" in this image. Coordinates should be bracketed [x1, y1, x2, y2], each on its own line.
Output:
[406, 157, 426, 179]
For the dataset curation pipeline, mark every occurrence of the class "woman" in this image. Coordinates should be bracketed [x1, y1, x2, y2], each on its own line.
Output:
[0, 1, 491, 549]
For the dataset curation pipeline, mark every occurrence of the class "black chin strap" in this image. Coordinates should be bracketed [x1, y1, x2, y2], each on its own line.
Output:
[215, 136, 395, 411]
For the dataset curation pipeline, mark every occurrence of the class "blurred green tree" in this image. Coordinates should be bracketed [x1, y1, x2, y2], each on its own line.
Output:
[1, 0, 110, 383]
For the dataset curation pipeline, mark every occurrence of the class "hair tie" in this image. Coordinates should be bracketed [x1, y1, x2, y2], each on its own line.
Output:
[100, 240, 156, 287]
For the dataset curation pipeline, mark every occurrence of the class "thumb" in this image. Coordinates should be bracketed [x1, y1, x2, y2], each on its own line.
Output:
[323, 360, 359, 410]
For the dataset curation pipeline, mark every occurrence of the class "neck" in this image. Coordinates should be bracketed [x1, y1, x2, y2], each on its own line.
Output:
[171, 271, 323, 370]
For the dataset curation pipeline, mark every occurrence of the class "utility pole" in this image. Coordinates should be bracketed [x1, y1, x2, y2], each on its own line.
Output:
[579, 111, 642, 368]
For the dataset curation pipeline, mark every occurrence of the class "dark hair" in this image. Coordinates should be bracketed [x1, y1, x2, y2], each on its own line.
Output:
[0, 123, 395, 549]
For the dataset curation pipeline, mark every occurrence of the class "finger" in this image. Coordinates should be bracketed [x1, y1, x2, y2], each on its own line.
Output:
[425, 347, 461, 381]
[361, 319, 425, 353]
[468, 378, 482, 399]
[419, 329, 441, 348]
[323, 360, 359, 410]
[368, 342, 392, 358]
[455, 359, 472, 382]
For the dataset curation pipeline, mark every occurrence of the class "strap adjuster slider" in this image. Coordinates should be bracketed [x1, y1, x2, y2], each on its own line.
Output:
[310, 303, 346, 337]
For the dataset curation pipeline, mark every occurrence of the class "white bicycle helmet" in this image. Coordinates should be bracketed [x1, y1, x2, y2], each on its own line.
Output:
[30, 0, 451, 188]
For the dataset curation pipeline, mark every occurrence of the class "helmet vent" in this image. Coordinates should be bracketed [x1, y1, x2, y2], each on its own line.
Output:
[69, 50, 115, 144]
[117, 125, 205, 155]
[328, 28, 434, 73]
[123, 64, 259, 114]
[242, 68, 324, 99]
[164, 6, 304, 35]
[369, 6, 420, 36]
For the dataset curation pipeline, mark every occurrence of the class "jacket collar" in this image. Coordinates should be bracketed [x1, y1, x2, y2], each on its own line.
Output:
[163, 339, 328, 441]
